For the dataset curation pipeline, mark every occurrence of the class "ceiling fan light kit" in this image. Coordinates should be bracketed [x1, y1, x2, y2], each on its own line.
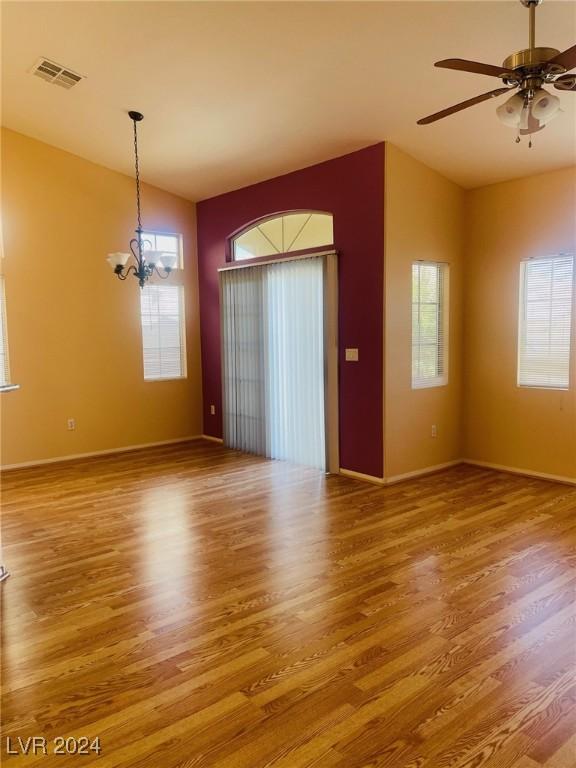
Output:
[418, 0, 575, 147]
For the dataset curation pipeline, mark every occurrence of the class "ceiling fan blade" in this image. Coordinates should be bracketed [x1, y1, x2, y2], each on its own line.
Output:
[435, 58, 516, 78]
[417, 87, 512, 125]
[554, 73, 576, 91]
[548, 44, 576, 72]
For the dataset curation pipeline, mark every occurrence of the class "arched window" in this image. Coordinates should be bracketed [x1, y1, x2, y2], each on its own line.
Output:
[232, 211, 333, 261]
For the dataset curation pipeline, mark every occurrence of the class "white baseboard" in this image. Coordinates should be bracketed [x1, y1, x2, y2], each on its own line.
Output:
[201, 434, 224, 444]
[339, 467, 385, 486]
[3, 440, 573, 489]
[0, 436, 203, 471]
[345, 458, 575, 489]
[463, 459, 576, 487]
[384, 459, 464, 485]
[340, 461, 464, 488]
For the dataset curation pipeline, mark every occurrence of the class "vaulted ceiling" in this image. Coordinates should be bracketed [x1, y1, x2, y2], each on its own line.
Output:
[2, 1, 575, 201]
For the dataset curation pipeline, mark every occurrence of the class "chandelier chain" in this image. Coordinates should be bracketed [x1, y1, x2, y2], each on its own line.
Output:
[133, 118, 142, 233]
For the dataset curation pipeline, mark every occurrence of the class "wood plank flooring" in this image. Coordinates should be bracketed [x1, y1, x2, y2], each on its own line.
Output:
[1, 441, 575, 767]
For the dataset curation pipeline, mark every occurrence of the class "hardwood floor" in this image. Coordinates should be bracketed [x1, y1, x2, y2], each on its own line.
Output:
[1, 441, 575, 768]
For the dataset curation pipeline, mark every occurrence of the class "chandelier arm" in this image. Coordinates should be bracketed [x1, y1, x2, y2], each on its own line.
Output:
[153, 266, 173, 280]
[130, 237, 144, 267]
[116, 265, 137, 281]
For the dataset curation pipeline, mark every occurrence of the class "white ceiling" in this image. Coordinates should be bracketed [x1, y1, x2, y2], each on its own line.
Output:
[2, 1, 575, 201]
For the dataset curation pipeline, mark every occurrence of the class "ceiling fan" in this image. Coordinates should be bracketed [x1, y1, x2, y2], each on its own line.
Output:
[417, 0, 575, 142]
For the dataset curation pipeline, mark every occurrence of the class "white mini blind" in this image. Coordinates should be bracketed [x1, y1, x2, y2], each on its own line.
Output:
[0, 276, 10, 386]
[140, 285, 186, 380]
[518, 255, 574, 389]
[412, 262, 449, 388]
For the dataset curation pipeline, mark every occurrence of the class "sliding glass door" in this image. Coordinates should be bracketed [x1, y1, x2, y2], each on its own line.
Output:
[221, 255, 328, 471]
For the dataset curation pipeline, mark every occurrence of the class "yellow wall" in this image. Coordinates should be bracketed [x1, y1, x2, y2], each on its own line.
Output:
[0, 129, 202, 467]
[464, 168, 576, 481]
[384, 144, 465, 479]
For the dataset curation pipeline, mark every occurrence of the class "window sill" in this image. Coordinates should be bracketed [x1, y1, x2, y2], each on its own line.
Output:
[0, 384, 20, 393]
[412, 380, 448, 390]
[517, 384, 570, 391]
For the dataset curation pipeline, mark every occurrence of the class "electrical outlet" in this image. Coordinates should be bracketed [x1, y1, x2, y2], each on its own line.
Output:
[431, 424, 437, 438]
[345, 348, 359, 362]
[67, 418, 76, 431]
[210, 405, 216, 415]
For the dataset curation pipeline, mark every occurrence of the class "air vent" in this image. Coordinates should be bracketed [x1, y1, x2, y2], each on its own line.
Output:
[30, 58, 84, 89]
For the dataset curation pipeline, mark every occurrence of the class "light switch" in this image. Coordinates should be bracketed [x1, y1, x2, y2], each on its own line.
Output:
[345, 348, 359, 362]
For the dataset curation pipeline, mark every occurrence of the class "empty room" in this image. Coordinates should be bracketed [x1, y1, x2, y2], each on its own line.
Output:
[1, 1, 575, 766]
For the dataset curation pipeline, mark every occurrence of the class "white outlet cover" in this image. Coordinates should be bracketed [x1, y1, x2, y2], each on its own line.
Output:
[345, 348, 359, 362]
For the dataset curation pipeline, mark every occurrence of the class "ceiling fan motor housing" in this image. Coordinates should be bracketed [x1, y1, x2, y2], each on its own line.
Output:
[503, 47, 563, 73]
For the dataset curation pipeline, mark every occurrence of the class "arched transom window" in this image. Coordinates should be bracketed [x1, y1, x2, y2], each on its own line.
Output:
[232, 212, 333, 261]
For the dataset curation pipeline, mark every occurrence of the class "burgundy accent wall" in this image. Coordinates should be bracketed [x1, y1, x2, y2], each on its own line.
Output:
[197, 143, 385, 477]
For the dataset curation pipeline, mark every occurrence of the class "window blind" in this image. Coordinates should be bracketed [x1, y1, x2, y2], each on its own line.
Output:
[412, 262, 449, 388]
[518, 254, 574, 389]
[0, 276, 10, 387]
[140, 285, 186, 380]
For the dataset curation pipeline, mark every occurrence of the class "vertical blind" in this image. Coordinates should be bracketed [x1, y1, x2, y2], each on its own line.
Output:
[265, 259, 325, 467]
[0, 276, 10, 386]
[518, 254, 574, 389]
[140, 285, 186, 380]
[221, 266, 267, 455]
[221, 256, 326, 470]
[412, 262, 449, 388]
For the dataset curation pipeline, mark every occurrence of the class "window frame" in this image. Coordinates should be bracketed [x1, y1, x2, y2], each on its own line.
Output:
[0, 275, 13, 389]
[517, 253, 574, 391]
[411, 261, 450, 390]
[139, 230, 187, 382]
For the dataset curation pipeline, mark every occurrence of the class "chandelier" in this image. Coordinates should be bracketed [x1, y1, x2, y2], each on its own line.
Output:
[107, 111, 177, 288]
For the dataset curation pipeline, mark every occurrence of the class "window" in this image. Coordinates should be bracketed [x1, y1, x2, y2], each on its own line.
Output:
[141, 231, 182, 267]
[0, 276, 11, 386]
[518, 254, 574, 389]
[412, 262, 449, 388]
[139, 232, 186, 381]
[232, 212, 333, 261]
